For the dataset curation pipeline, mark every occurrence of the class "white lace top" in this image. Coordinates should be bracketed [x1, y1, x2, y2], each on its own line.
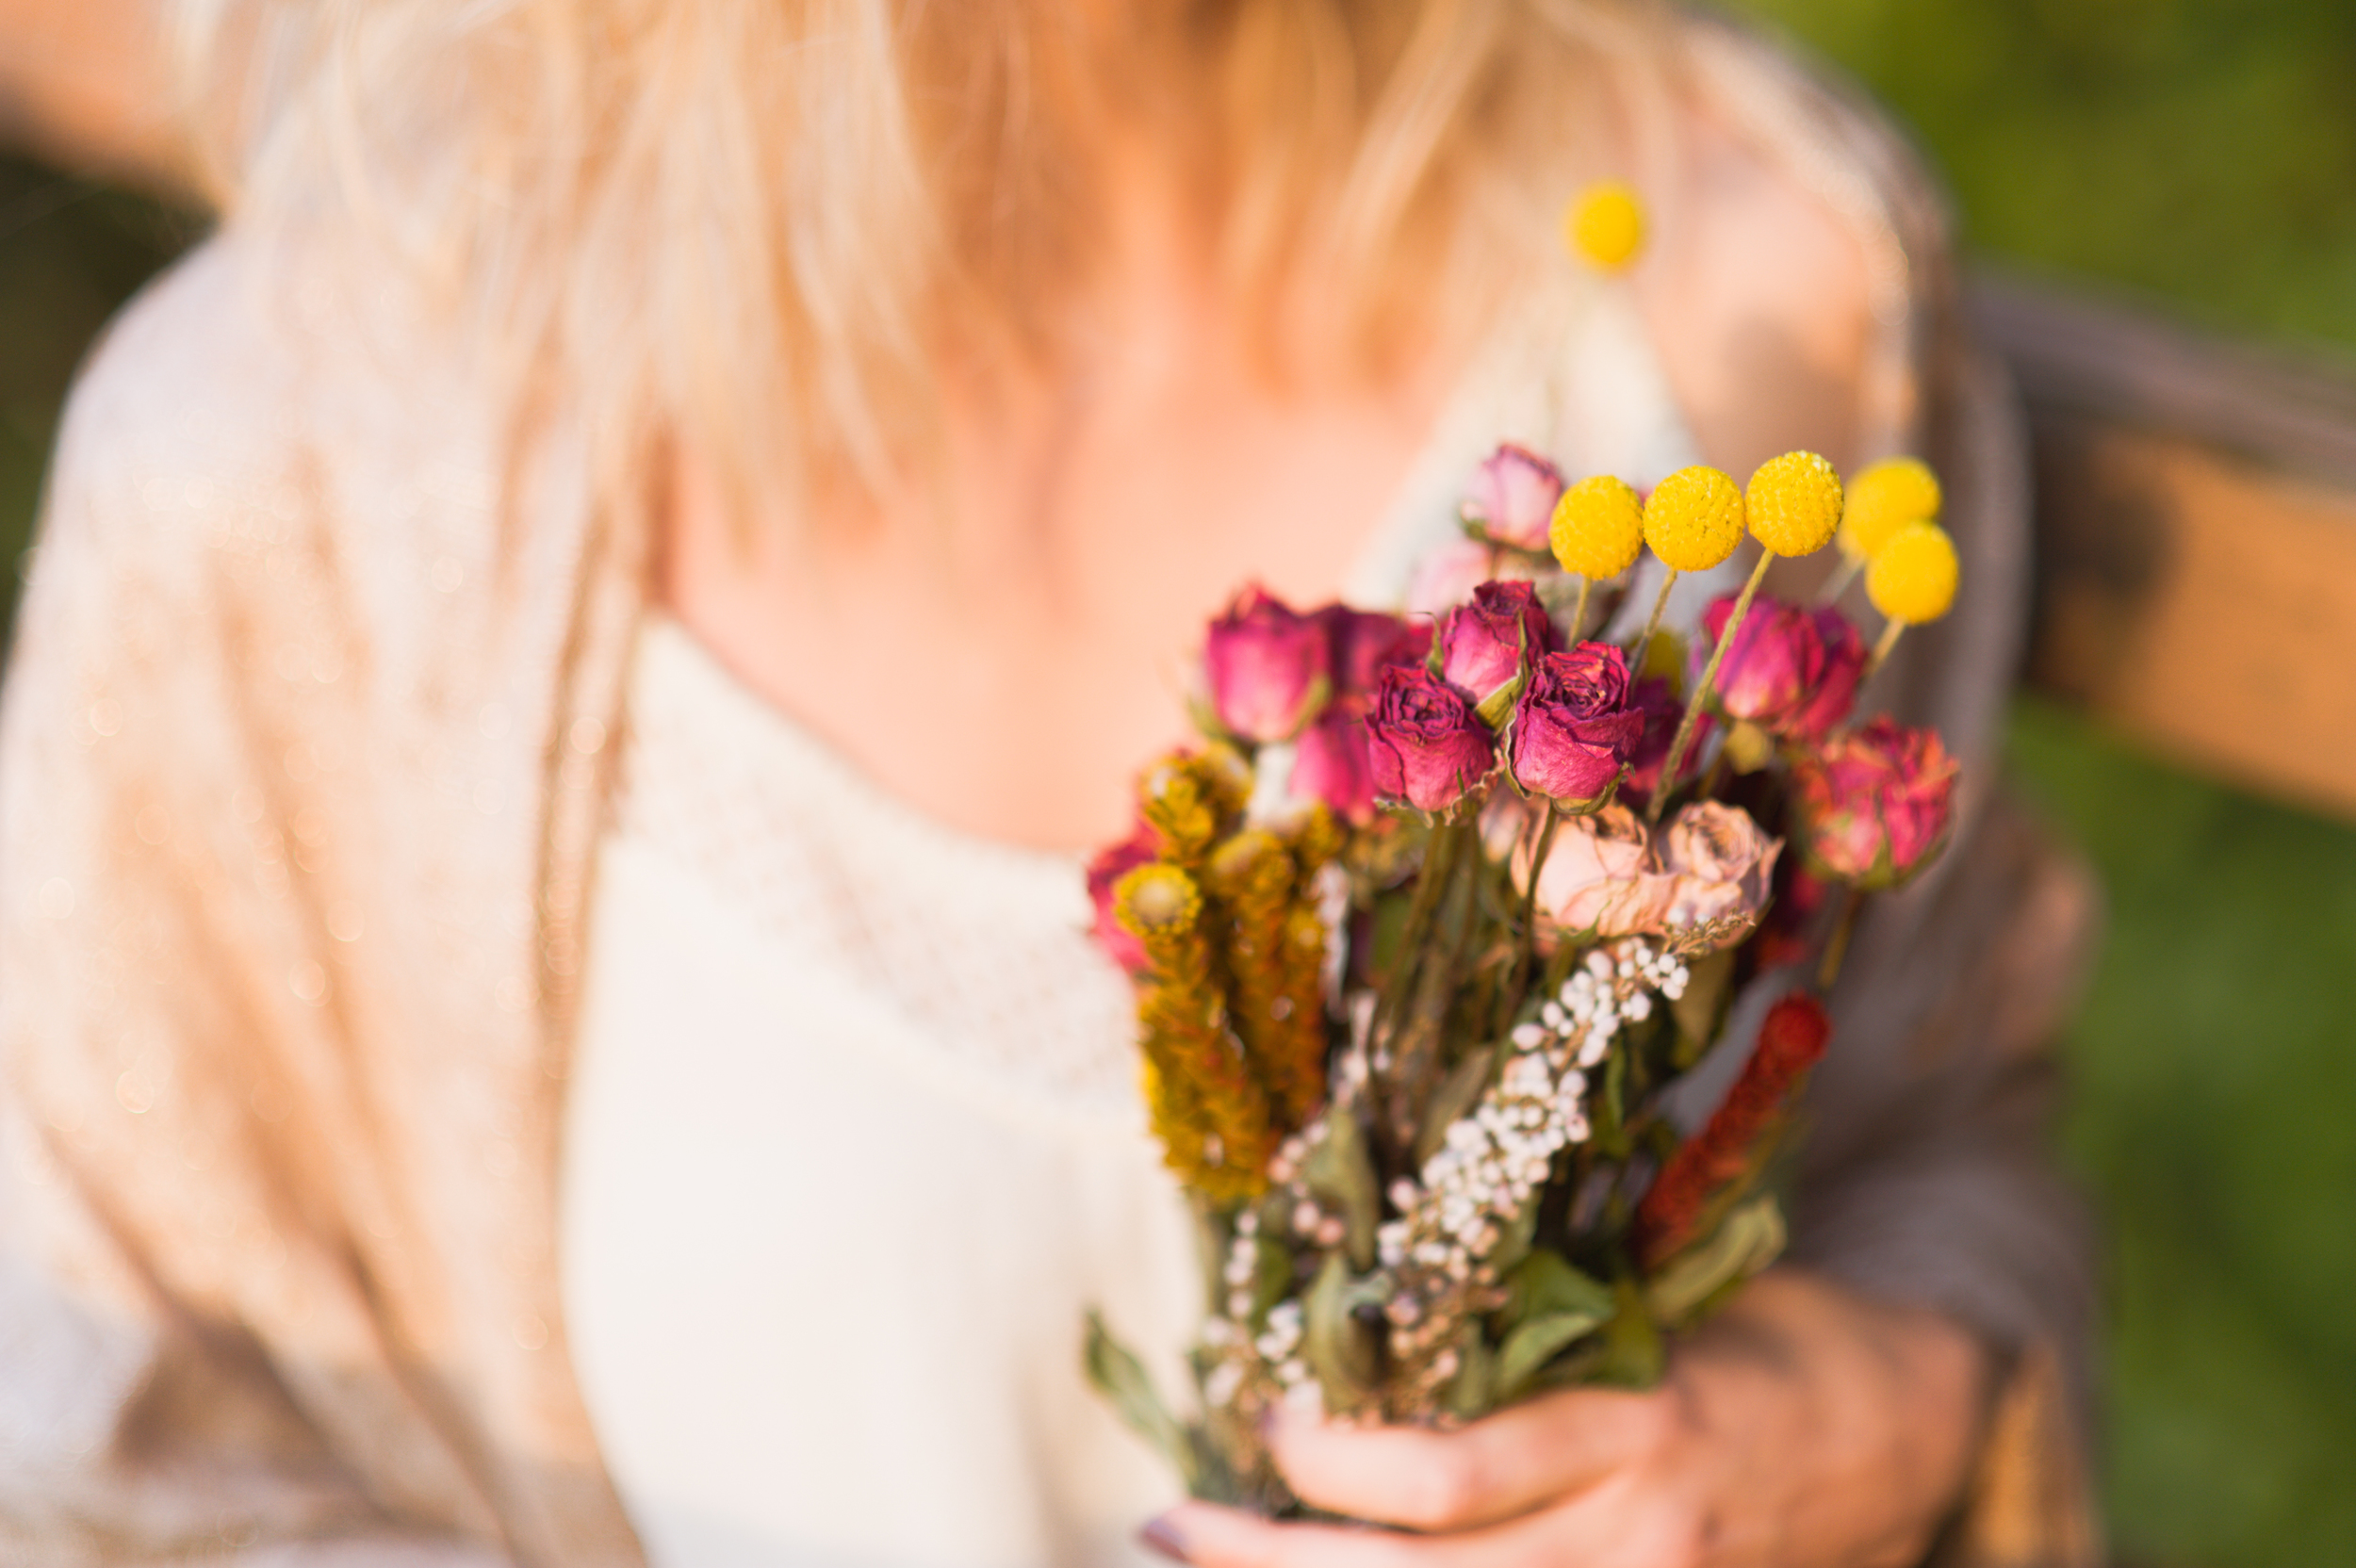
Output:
[559, 279, 1704, 1568]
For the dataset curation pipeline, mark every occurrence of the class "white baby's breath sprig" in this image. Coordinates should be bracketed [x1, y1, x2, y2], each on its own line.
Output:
[1376, 939, 1687, 1411]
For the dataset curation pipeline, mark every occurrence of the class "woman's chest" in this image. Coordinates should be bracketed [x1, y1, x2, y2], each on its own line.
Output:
[663, 337, 1462, 851]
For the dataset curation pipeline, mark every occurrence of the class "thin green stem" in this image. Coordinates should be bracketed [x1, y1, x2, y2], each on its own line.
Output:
[1628, 569, 1678, 678]
[1819, 554, 1864, 605]
[1571, 578, 1595, 643]
[1647, 552, 1773, 826]
[1868, 617, 1905, 678]
[1497, 806, 1563, 1037]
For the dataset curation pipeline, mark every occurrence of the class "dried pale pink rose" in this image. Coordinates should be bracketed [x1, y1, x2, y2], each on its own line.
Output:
[1530, 804, 1676, 937]
[1657, 801, 1781, 933]
[1461, 443, 1567, 551]
[1406, 538, 1537, 617]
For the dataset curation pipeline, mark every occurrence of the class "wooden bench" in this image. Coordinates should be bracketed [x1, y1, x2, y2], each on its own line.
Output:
[1975, 276, 2356, 822]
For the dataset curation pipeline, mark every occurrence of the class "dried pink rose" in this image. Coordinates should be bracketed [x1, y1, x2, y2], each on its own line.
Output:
[1205, 585, 1330, 743]
[1366, 665, 1496, 812]
[1790, 716, 1959, 889]
[1436, 580, 1553, 710]
[1621, 676, 1713, 804]
[1319, 605, 1431, 712]
[1292, 709, 1377, 825]
[1657, 802, 1781, 934]
[1085, 823, 1160, 974]
[1406, 538, 1534, 617]
[1530, 805, 1676, 937]
[1461, 443, 1566, 551]
[1700, 594, 1868, 742]
[1508, 642, 1645, 808]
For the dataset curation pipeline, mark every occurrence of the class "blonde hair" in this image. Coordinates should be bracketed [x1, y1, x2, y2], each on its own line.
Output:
[176, 0, 1670, 523]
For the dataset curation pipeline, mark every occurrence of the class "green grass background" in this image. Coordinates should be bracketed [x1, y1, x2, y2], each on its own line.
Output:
[5, 2, 2355, 1560]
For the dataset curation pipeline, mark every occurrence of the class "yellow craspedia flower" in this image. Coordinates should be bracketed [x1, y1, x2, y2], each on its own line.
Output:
[1549, 474, 1645, 579]
[1642, 466, 1745, 573]
[1866, 520, 1960, 625]
[1745, 450, 1843, 558]
[1565, 182, 1646, 272]
[1841, 456, 1942, 562]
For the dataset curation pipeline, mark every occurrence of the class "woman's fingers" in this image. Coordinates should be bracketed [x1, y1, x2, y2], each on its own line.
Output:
[1265, 1385, 1676, 1531]
[1142, 1478, 1706, 1568]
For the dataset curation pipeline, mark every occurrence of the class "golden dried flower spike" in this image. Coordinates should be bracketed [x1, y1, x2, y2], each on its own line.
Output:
[1549, 474, 1644, 638]
[1865, 519, 1960, 672]
[1648, 452, 1842, 825]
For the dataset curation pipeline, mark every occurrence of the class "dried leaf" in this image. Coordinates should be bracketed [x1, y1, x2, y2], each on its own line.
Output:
[1302, 1253, 1380, 1412]
[1413, 1045, 1497, 1170]
[1301, 1104, 1381, 1270]
[1644, 1195, 1787, 1324]
[1084, 1310, 1200, 1491]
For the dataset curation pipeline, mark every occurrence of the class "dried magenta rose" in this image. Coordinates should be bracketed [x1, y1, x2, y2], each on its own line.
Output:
[1700, 593, 1867, 742]
[1508, 642, 1644, 808]
[1436, 580, 1554, 710]
[1621, 675, 1713, 804]
[1790, 715, 1959, 889]
[1204, 585, 1330, 743]
[1318, 605, 1430, 713]
[1084, 822, 1161, 975]
[1366, 665, 1496, 812]
[1291, 708, 1377, 826]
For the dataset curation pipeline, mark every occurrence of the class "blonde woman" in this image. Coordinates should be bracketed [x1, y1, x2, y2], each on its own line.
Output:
[0, 3, 2095, 1564]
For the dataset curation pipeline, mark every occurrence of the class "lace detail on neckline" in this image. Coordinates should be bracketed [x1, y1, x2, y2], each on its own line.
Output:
[609, 615, 1146, 1110]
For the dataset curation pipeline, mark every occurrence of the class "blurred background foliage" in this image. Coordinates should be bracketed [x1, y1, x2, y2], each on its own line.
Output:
[3, 2, 2354, 1563]
[1722, 3, 2356, 1564]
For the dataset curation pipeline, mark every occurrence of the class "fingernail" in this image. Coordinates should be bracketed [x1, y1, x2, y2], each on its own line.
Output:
[1138, 1516, 1193, 1564]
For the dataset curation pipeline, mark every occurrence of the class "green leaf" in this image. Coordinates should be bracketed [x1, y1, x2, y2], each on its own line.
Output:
[1413, 1045, 1497, 1170]
[1302, 1253, 1380, 1413]
[1084, 1310, 1201, 1490]
[1669, 946, 1737, 1070]
[1644, 1196, 1788, 1325]
[1443, 1319, 1497, 1422]
[1504, 1249, 1616, 1326]
[1301, 1105, 1382, 1271]
[1474, 675, 1525, 731]
[1592, 1274, 1666, 1389]
[1495, 1309, 1611, 1400]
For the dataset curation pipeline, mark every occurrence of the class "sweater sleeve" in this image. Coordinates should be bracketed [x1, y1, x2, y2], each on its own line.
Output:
[0, 242, 524, 1568]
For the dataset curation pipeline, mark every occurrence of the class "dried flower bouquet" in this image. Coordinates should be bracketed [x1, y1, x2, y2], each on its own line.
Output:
[1083, 441, 1965, 1513]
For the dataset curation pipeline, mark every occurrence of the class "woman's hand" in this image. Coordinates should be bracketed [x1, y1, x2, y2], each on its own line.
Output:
[1143, 1270, 1989, 1568]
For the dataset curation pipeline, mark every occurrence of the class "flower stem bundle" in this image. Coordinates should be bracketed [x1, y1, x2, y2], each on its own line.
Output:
[1083, 433, 1964, 1511]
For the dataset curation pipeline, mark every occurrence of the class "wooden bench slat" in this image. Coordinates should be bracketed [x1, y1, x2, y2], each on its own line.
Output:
[1972, 278, 2356, 820]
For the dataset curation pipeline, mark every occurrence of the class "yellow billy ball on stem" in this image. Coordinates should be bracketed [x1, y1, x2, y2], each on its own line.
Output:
[1550, 474, 1644, 639]
[1630, 465, 1744, 688]
[1865, 519, 1960, 672]
[1824, 455, 1942, 602]
[1647, 452, 1844, 825]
